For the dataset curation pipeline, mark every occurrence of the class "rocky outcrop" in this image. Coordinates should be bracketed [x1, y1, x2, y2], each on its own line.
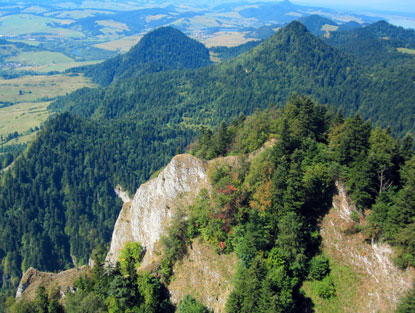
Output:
[106, 154, 210, 266]
[114, 184, 132, 203]
[15, 266, 87, 300]
[320, 182, 415, 313]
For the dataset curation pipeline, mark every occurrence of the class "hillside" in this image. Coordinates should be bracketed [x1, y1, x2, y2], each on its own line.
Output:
[298, 15, 339, 36]
[0, 113, 194, 294]
[325, 20, 415, 66]
[53, 21, 415, 136]
[2, 21, 415, 309]
[53, 21, 362, 122]
[7, 96, 415, 312]
[304, 182, 415, 312]
[72, 26, 212, 85]
[3, 21, 415, 299]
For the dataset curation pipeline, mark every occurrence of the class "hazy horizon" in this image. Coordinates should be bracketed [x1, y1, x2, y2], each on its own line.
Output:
[292, 0, 415, 14]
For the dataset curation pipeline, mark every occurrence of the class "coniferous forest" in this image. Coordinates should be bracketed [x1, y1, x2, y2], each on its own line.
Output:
[1, 19, 415, 313]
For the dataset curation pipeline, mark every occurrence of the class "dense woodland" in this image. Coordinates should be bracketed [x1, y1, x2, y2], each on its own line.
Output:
[1, 19, 415, 312]
[0, 114, 193, 291]
[298, 15, 339, 36]
[57, 22, 415, 137]
[209, 41, 262, 61]
[5, 95, 415, 312]
[325, 21, 415, 67]
[71, 26, 211, 86]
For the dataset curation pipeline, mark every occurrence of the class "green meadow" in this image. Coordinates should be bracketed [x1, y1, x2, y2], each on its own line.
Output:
[0, 14, 83, 38]
[0, 74, 95, 145]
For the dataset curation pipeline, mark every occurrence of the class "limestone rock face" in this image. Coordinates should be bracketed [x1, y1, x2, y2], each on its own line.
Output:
[15, 266, 87, 300]
[320, 182, 415, 312]
[106, 154, 209, 265]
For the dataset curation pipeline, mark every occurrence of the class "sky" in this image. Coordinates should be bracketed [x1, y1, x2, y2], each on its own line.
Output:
[292, 0, 415, 13]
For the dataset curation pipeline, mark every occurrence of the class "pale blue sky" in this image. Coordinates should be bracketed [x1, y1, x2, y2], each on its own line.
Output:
[292, 0, 415, 13]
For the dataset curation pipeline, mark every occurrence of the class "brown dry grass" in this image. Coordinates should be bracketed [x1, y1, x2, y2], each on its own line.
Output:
[168, 239, 238, 313]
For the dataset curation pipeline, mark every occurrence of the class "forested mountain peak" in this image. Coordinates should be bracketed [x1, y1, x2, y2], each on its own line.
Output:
[276, 20, 309, 35]
[52, 20, 361, 122]
[327, 20, 415, 52]
[2, 24, 415, 309]
[53, 20, 415, 136]
[261, 20, 337, 52]
[324, 19, 415, 69]
[365, 20, 415, 41]
[234, 20, 357, 87]
[72, 26, 211, 85]
[125, 26, 211, 70]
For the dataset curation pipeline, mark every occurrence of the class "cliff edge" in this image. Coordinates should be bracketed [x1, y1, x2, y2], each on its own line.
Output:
[106, 154, 210, 266]
[306, 182, 415, 312]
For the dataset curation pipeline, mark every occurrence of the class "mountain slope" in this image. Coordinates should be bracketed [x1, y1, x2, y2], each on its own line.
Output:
[54, 21, 415, 136]
[3, 21, 415, 303]
[73, 26, 212, 85]
[0, 113, 194, 293]
[304, 182, 415, 312]
[298, 15, 338, 36]
[106, 154, 210, 266]
[53, 21, 362, 122]
[325, 20, 415, 66]
[10, 95, 415, 312]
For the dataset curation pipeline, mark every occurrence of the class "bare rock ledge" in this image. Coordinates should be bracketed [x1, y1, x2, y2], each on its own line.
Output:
[106, 154, 210, 266]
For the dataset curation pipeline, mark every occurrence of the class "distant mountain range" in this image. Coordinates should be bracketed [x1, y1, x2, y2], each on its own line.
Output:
[2, 0, 414, 79]
[63, 20, 415, 136]
[0, 0, 386, 54]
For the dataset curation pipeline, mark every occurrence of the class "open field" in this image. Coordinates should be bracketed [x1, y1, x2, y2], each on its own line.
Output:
[96, 20, 129, 31]
[0, 74, 95, 103]
[0, 14, 83, 38]
[0, 101, 50, 146]
[6, 51, 101, 72]
[19, 60, 102, 73]
[201, 31, 258, 48]
[0, 44, 19, 57]
[0, 74, 95, 144]
[7, 51, 73, 66]
[8, 39, 42, 46]
[77, 1, 145, 11]
[397, 47, 415, 55]
[46, 9, 115, 19]
[322, 24, 339, 32]
[94, 35, 143, 52]
[21, 6, 49, 14]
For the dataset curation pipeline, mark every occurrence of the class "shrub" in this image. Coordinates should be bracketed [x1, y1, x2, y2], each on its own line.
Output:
[177, 295, 210, 313]
[308, 254, 330, 281]
[313, 276, 336, 299]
